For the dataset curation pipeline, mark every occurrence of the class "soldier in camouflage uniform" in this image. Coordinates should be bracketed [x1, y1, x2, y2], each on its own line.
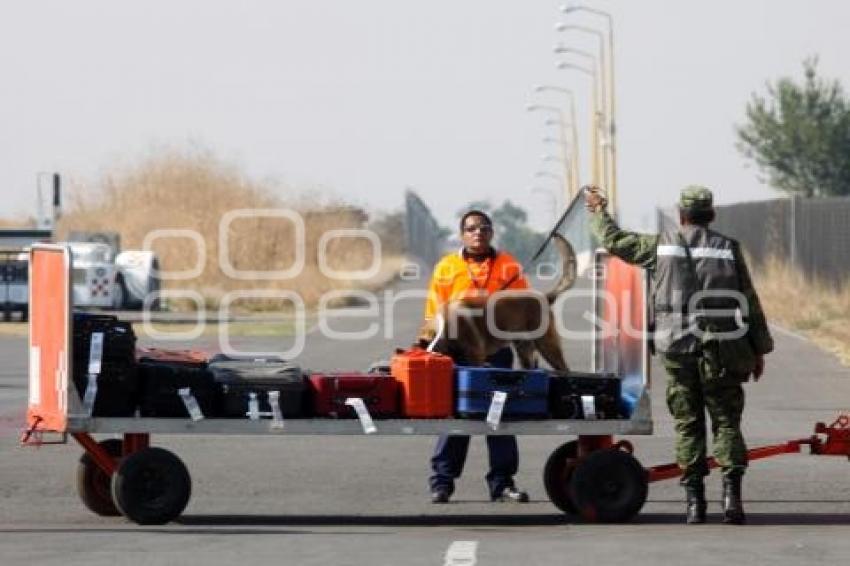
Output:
[585, 185, 774, 525]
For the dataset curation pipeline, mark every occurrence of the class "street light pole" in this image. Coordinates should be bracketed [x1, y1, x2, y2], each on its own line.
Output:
[534, 170, 566, 191]
[527, 104, 573, 201]
[542, 153, 567, 166]
[534, 85, 581, 197]
[560, 4, 618, 215]
[555, 61, 602, 187]
[555, 22, 612, 205]
[552, 46, 608, 190]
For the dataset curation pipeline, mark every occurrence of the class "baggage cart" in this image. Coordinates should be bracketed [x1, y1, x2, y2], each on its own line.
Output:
[19, 243, 653, 524]
[29, 243, 848, 525]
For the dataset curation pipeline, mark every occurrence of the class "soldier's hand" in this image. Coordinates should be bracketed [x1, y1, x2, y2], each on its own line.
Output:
[583, 185, 608, 213]
[753, 355, 765, 381]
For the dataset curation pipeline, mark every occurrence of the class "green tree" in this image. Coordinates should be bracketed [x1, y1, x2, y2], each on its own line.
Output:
[737, 57, 850, 197]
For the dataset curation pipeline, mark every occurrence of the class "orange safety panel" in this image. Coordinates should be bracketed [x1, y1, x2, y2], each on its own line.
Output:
[598, 254, 648, 385]
[27, 246, 72, 433]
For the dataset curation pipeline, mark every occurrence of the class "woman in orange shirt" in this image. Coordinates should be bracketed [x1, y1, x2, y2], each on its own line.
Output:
[425, 210, 530, 504]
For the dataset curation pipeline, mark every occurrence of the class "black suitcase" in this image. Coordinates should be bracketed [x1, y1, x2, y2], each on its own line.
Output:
[138, 362, 220, 418]
[72, 312, 136, 367]
[72, 361, 140, 417]
[208, 354, 307, 418]
[71, 312, 139, 417]
[549, 371, 623, 419]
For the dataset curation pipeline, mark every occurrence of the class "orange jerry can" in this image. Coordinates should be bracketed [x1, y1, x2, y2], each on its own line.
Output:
[390, 349, 454, 418]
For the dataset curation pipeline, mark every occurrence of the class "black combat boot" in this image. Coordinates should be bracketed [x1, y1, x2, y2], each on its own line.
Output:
[722, 475, 746, 525]
[685, 483, 707, 524]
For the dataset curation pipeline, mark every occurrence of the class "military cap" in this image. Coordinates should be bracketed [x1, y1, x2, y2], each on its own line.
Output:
[678, 185, 714, 212]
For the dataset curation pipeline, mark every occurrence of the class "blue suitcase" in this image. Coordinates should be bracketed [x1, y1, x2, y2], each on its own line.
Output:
[455, 367, 549, 419]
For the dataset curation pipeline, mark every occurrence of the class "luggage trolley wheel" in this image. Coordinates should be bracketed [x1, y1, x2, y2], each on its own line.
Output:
[543, 440, 579, 514]
[568, 447, 648, 523]
[76, 438, 124, 516]
[110, 447, 192, 525]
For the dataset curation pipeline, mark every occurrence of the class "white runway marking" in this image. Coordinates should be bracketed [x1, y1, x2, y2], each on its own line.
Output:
[444, 540, 478, 566]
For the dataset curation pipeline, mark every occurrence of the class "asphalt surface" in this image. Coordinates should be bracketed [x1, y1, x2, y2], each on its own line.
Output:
[1, 273, 850, 565]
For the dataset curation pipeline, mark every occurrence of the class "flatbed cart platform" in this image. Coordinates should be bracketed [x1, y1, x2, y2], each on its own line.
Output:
[21, 244, 850, 525]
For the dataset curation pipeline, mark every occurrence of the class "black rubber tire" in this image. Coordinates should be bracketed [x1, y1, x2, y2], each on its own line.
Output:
[76, 438, 123, 517]
[111, 447, 191, 525]
[543, 440, 579, 514]
[568, 448, 648, 523]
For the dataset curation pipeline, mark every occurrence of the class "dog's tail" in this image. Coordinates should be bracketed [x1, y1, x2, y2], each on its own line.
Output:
[545, 233, 577, 304]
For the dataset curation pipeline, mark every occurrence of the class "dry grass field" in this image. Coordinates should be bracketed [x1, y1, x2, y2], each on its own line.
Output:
[754, 258, 850, 365]
[54, 148, 405, 311]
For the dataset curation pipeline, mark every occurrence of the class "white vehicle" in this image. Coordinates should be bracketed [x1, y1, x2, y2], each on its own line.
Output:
[65, 242, 159, 310]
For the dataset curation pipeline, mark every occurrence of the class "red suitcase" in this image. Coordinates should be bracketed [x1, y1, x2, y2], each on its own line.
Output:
[307, 372, 399, 418]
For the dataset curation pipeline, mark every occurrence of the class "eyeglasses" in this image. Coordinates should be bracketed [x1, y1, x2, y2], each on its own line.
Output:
[463, 224, 493, 234]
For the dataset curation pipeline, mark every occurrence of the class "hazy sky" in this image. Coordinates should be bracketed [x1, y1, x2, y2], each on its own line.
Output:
[1, 0, 848, 231]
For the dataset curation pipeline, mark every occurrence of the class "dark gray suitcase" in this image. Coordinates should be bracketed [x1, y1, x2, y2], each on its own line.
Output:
[548, 371, 623, 419]
[208, 354, 307, 418]
[137, 362, 220, 418]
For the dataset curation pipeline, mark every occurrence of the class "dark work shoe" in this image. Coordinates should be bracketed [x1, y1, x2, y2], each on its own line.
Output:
[685, 484, 707, 524]
[492, 486, 530, 503]
[722, 476, 746, 525]
[431, 488, 451, 504]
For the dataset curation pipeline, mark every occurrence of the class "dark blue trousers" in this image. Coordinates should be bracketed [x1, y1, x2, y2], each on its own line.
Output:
[429, 347, 518, 499]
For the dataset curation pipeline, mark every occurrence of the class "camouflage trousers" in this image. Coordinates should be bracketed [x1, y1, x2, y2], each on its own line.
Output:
[662, 352, 748, 487]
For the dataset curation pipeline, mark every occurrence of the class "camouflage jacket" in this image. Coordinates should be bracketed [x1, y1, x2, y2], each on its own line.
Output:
[590, 210, 774, 356]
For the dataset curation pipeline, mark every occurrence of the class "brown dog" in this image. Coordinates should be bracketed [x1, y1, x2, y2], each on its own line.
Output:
[417, 234, 576, 370]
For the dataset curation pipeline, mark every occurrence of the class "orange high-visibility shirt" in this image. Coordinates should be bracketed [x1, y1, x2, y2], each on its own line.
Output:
[423, 248, 529, 321]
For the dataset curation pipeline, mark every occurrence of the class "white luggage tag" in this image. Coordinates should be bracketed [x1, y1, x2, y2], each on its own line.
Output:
[247, 391, 260, 420]
[345, 397, 377, 434]
[178, 387, 205, 421]
[486, 391, 508, 431]
[581, 395, 597, 420]
[82, 332, 105, 417]
[268, 390, 285, 429]
[87, 332, 104, 376]
[82, 373, 98, 417]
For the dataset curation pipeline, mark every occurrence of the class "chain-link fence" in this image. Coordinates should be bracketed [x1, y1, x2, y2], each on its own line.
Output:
[404, 189, 445, 267]
[659, 196, 850, 286]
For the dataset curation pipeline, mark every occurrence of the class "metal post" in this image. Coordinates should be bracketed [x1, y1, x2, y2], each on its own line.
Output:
[606, 21, 617, 216]
[790, 194, 797, 270]
[559, 8, 618, 211]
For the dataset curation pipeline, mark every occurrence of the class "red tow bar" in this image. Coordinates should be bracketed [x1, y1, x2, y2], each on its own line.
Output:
[646, 414, 850, 483]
